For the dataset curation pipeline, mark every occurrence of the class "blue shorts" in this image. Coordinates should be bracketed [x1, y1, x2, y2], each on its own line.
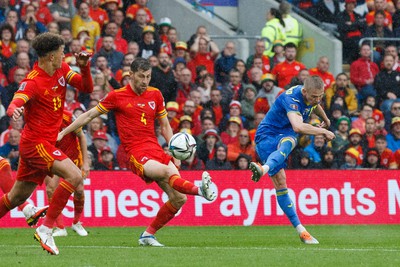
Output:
[255, 133, 297, 176]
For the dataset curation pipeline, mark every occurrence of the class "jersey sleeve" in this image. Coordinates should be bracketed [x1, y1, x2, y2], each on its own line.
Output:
[282, 90, 301, 116]
[96, 91, 116, 114]
[63, 62, 93, 94]
[12, 79, 37, 104]
[155, 89, 167, 119]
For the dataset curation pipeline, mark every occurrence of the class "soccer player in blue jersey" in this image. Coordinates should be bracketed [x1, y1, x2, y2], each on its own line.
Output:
[249, 75, 335, 244]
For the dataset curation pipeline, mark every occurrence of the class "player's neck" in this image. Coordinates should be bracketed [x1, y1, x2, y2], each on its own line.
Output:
[38, 59, 57, 76]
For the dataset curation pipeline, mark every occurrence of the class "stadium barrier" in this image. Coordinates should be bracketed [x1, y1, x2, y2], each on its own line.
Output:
[1, 170, 399, 228]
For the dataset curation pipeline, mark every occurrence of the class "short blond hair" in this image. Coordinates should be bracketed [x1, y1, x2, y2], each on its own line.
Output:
[304, 75, 324, 91]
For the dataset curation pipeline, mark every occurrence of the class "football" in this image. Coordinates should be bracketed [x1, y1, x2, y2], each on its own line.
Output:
[168, 132, 197, 160]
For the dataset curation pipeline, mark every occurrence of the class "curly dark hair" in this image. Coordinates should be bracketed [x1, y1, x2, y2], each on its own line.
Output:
[31, 32, 64, 57]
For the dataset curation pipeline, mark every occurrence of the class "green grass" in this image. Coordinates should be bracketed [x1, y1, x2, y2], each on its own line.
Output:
[0, 225, 399, 267]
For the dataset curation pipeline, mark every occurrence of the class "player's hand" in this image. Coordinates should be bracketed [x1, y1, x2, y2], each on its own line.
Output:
[82, 163, 90, 179]
[324, 130, 335, 141]
[75, 51, 92, 67]
[11, 107, 24, 121]
[320, 119, 331, 129]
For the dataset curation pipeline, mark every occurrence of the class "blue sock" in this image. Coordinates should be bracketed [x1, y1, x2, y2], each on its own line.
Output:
[266, 139, 293, 175]
[276, 188, 301, 228]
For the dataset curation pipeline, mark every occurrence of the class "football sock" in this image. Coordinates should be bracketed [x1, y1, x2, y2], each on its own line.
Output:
[73, 193, 85, 224]
[276, 188, 301, 228]
[55, 214, 65, 229]
[49, 197, 65, 229]
[43, 180, 75, 228]
[0, 194, 11, 218]
[0, 160, 14, 193]
[168, 174, 198, 195]
[145, 201, 179, 235]
[265, 138, 294, 176]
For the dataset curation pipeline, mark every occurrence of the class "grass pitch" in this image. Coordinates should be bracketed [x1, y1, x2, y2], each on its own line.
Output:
[0, 225, 399, 267]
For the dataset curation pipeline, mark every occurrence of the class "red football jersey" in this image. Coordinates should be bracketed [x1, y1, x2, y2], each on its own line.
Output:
[12, 62, 92, 143]
[97, 84, 167, 153]
[272, 60, 306, 88]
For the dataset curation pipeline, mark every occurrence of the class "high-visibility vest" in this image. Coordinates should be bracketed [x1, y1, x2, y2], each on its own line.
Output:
[283, 15, 302, 47]
[261, 18, 286, 57]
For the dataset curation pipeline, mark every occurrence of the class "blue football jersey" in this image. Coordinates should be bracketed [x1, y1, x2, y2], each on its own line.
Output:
[255, 85, 316, 142]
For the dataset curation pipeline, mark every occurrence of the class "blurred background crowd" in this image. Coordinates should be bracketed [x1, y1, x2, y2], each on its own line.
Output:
[0, 0, 399, 171]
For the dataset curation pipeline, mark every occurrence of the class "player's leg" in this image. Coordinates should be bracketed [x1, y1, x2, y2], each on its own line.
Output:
[143, 160, 216, 201]
[35, 158, 82, 255]
[139, 177, 186, 247]
[0, 180, 37, 219]
[71, 180, 87, 236]
[0, 159, 45, 223]
[45, 175, 67, 236]
[250, 136, 295, 182]
[270, 169, 319, 245]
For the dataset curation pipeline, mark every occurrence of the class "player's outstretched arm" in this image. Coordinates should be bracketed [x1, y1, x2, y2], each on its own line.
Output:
[288, 112, 335, 141]
[313, 104, 331, 129]
[76, 129, 90, 178]
[58, 108, 102, 142]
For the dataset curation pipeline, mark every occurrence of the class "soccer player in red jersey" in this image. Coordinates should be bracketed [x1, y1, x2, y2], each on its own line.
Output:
[45, 110, 90, 237]
[0, 32, 93, 255]
[58, 57, 217, 247]
[0, 156, 48, 226]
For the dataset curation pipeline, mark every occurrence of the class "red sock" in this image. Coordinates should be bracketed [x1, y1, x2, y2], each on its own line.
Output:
[55, 214, 65, 229]
[73, 194, 84, 224]
[0, 194, 11, 218]
[0, 160, 14, 193]
[146, 201, 179, 235]
[168, 174, 198, 195]
[43, 180, 75, 228]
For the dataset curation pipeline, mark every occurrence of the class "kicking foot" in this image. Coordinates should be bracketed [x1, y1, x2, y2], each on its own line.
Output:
[23, 205, 49, 227]
[300, 231, 319, 244]
[34, 225, 59, 255]
[138, 232, 164, 247]
[52, 227, 68, 237]
[200, 171, 216, 201]
[72, 222, 88, 236]
[249, 162, 264, 182]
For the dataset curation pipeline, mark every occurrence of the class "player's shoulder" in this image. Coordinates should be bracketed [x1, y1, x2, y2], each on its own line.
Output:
[146, 86, 160, 92]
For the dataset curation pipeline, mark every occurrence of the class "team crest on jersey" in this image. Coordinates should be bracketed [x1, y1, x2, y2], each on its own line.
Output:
[58, 77, 65, 86]
[18, 82, 27, 91]
[148, 101, 155, 110]
[53, 150, 61, 156]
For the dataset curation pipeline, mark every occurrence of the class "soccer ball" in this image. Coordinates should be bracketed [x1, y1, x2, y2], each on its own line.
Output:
[168, 132, 197, 160]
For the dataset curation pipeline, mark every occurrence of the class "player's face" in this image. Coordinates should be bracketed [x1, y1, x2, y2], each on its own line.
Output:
[52, 45, 65, 69]
[303, 87, 324, 106]
[131, 69, 152, 95]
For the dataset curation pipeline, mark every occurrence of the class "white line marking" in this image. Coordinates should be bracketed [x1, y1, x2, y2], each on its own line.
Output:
[0, 245, 399, 252]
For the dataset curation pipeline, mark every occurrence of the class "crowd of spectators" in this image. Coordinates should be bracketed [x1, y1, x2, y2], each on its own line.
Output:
[0, 0, 398, 171]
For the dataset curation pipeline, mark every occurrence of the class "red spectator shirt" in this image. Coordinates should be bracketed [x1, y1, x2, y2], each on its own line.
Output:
[96, 84, 167, 153]
[187, 52, 217, 77]
[89, 7, 109, 28]
[272, 60, 306, 88]
[366, 11, 392, 28]
[11, 62, 93, 143]
[380, 148, 395, 168]
[308, 68, 335, 90]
